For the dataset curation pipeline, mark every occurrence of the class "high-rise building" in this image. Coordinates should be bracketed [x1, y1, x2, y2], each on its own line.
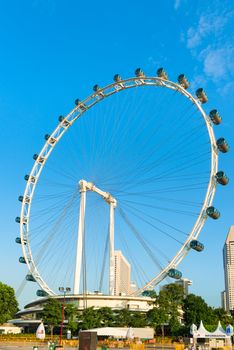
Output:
[114, 250, 131, 296]
[175, 278, 192, 297]
[130, 281, 137, 294]
[221, 290, 227, 311]
[161, 278, 192, 297]
[223, 226, 234, 311]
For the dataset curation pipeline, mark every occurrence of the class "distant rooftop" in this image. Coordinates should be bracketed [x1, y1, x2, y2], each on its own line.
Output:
[225, 226, 234, 244]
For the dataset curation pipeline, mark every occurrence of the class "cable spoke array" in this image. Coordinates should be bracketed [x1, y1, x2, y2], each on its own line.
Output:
[15, 71, 228, 298]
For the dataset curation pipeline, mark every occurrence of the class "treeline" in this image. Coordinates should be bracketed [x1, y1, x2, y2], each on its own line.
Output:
[40, 284, 233, 337]
[0, 281, 232, 337]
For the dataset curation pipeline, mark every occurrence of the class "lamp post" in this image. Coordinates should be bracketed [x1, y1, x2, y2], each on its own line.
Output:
[58, 287, 71, 345]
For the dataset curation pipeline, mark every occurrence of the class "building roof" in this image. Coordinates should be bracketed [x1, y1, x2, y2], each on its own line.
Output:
[194, 321, 230, 339]
[83, 327, 154, 339]
[225, 226, 234, 244]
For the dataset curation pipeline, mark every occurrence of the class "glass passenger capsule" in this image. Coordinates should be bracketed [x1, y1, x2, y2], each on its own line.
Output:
[15, 237, 26, 244]
[135, 68, 145, 77]
[178, 74, 190, 89]
[58, 115, 70, 127]
[44, 134, 50, 140]
[157, 68, 168, 79]
[216, 171, 229, 185]
[190, 240, 204, 252]
[26, 274, 36, 282]
[19, 257, 26, 264]
[142, 290, 152, 297]
[113, 74, 122, 82]
[36, 290, 48, 297]
[15, 216, 28, 224]
[209, 109, 222, 125]
[18, 195, 23, 202]
[33, 154, 45, 164]
[24, 174, 36, 183]
[45, 134, 57, 144]
[18, 195, 30, 204]
[167, 268, 182, 279]
[196, 88, 208, 103]
[216, 138, 229, 153]
[74, 99, 87, 110]
[93, 84, 100, 91]
[206, 206, 220, 219]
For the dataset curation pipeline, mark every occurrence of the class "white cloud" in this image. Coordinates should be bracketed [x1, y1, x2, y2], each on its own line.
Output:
[183, 6, 234, 94]
[187, 13, 228, 49]
[174, 0, 181, 10]
[200, 46, 234, 80]
[218, 81, 234, 97]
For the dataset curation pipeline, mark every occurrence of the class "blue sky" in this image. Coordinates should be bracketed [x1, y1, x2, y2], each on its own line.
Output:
[0, 0, 233, 309]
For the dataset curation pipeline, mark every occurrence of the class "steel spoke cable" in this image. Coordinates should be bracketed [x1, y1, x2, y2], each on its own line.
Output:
[99, 227, 109, 292]
[126, 124, 209, 181]
[99, 90, 193, 185]
[122, 153, 210, 190]
[116, 217, 153, 286]
[98, 132, 210, 189]
[120, 197, 199, 217]
[118, 207, 165, 272]
[119, 203, 184, 245]
[119, 201, 188, 237]
[28, 190, 79, 268]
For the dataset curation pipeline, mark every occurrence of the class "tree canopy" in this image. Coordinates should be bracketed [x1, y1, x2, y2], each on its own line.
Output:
[0, 282, 18, 324]
[35, 283, 234, 337]
[183, 294, 214, 326]
[41, 298, 62, 335]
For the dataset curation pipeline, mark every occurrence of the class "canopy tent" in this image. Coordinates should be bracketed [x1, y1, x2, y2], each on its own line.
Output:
[191, 321, 232, 349]
[85, 327, 154, 339]
[192, 321, 231, 339]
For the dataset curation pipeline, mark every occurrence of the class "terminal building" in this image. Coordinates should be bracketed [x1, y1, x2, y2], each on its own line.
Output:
[11, 249, 154, 331]
[11, 293, 154, 331]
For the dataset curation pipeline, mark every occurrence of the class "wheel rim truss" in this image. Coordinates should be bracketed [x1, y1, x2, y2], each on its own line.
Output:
[19, 76, 218, 296]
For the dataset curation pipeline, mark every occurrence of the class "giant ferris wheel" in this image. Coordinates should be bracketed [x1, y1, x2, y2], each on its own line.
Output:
[15, 68, 229, 298]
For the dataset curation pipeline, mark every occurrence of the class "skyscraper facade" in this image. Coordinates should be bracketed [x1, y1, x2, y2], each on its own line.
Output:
[175, 278, 192, 297]
[114, 250, 131, 296]
[221, 291, 227, 311]
[223, 226, 234, 311]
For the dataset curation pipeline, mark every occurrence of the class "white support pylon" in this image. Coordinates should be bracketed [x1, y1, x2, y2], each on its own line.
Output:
[73, 179, 117, 296]
[74, 180, 87, 295]
[109, 201, 115, 295]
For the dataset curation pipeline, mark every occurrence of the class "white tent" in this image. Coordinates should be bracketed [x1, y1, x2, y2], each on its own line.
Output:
[85, 327, 154, 339]
[36, 322, 45, 340]
[194, 321, 230, 339]
[86, 327, 127, 338]
[126, 327, 135, 339]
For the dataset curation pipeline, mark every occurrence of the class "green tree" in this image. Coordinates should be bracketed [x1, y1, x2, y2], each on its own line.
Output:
[147, 307, 166, 335]
[157, 284, 184, 335]
[183, 294, 214, 327]
[65, 303, 78, 334]
[41, 298, 62, 336]
[114, 309, 131, 327]
[212, 308, 232, 327]
[97, 307, 115, 327]
[129, 311, 146, 327]
[0, 282, 18, 324]
[79, 307, 101, 330]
